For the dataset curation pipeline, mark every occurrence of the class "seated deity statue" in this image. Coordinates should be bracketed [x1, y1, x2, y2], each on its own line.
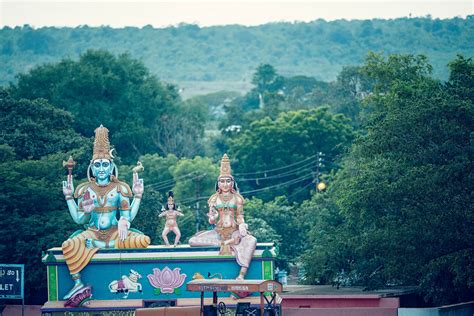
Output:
[159, 191, 184, 247]
[189, 154, 257, 280]
[61, 125, 150, 300]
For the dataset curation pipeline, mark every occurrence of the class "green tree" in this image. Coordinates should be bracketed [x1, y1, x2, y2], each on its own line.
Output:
[129, 187, 165, 245]
[0, 154, 77, 303]
[169, 156, 220, 238]
[119, 154, 178, 192]
[0, 89, 87, 160]
[282, 75, 325, 110]
[252, 64, 284, 95]
[306, 66, 374, 127]
[9, 50, 189, 163]
[245, 197, 304, 269]
[304, 54, 474, 305]
[0, 91, 89, 303]
[1, 19, 474, 86]
[229, 107, 354, 201]
[300, 192, 355, 286]
[151, 101, 208, 158]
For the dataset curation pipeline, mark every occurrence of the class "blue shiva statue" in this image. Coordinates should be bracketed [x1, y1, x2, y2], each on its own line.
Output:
[61, 125, 150, 300]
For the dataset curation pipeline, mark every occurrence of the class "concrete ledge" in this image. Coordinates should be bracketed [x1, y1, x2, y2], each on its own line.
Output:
[283, 307, 398, 316]
[1, 305, 42, 316]
[136, 306, 201, 316]
[281, 295, 399, 308]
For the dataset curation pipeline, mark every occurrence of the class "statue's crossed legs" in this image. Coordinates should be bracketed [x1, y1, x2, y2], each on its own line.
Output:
[62, 228, 150, 299]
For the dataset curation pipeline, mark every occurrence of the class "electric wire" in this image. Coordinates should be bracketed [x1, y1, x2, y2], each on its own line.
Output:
[238, 159, 316, 181]
[233, 154, 317, 176]
[175, 172, 314, 206]
[144, 155, 322, 189]
[239, 173, 314, 195]
[148, 172, 207, 190]
[285, 180, 317, 201]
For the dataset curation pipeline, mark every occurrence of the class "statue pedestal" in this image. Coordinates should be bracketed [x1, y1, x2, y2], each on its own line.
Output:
[41, 243, 276, 313]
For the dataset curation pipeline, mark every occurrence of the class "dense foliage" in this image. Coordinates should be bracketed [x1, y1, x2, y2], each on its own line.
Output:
[302, 54, 474, 305]
[8, 50, 206, 163]
[0, 90, 90, 302]
[228, 107, 354, 201]
[0, 46, 472, 307]
[1, 17, 474, 88]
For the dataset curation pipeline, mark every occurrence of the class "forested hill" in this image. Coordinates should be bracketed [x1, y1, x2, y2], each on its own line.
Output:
[1, 17, 473, 91]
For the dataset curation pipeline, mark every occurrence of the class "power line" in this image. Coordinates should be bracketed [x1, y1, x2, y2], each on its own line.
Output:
[240, 174, 314, 195]
[150, 182, 174, 192]
[149, 163, 313, 190]
[233, 154, 317, 176]
[148, 172, 207, 190]
[239, 159, 316, 181]
[147, 172, 195, 187]
[285, 180, 316, 200]
[176, 173, 314, 206]
[147, 170, 203, 187]
[144, 155, 321, 190]
[180, 195, 208, 205]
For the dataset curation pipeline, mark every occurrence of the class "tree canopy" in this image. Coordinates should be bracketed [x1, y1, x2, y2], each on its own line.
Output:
[302, 54, 474, 305]
[8, 50, 204, 163]
[228, 107, 354, 201]
[1, 17, 473, 87]
[0, 89, 87, 160]
[0, 90, 89, 303]
[1, 48, 473, 307]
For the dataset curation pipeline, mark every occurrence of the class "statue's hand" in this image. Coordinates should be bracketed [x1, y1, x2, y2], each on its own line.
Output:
[82, 191, 95, 214]
[62, 175, 74, 197]
[82, 200, 95, 214]
[208, 207, 218, 223]
[85, 238, 96, 249]
[118, 217, 130, 242]
[239, 223, 248, 237]
[132, 172, 144, 198]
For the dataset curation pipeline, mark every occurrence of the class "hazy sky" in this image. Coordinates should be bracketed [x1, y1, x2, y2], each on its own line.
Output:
[1, 0, 472, 28]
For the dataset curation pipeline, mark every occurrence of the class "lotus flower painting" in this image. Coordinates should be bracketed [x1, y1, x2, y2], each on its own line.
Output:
[147, 267, 187, 294]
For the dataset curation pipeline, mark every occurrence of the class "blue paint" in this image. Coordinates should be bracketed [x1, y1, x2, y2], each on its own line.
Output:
[45, 244, 275, 301]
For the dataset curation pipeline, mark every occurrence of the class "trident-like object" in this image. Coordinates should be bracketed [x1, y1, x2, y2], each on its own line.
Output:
[62, 155, 76, 176]
[132, 161, 144, 174]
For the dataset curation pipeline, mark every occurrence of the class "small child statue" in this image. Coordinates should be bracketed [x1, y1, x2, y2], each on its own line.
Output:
[159, 191, 184, 247]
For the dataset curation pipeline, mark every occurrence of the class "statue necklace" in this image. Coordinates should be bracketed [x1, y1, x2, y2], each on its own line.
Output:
[91, 181, 116, 207]
[219, 192, 233, 202]
[219, 193, 233, 216]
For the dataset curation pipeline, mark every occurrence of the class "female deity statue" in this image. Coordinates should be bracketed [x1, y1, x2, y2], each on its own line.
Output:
[61, 125, 150, 300]
[189, 154, 257, 280]
[159, 191, 184, 247]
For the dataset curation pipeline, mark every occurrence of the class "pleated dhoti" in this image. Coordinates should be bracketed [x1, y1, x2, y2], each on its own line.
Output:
[61, 227, 150, 275]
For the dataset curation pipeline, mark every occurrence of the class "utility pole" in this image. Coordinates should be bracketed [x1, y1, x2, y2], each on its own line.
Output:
[315, 152, 326, 191]
[195, 200, 200, 233]
[195, 175, 201, 233]
[194, 173, 206, 233]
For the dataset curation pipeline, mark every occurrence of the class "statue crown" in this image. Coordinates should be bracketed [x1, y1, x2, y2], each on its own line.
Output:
[219, 154, 232, 178]
[167, 191, 175, 204]
[93, 125, 111, 160]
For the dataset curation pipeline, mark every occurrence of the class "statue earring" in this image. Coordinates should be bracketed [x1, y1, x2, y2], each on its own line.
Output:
[112, 165, 118, 178]
[87, 164, 93, 182]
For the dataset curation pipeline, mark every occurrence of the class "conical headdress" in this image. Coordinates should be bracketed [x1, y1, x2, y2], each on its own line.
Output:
[219, 154, 232, 178]
[167, 191, 175, 203]
[92, 125, 111, 160]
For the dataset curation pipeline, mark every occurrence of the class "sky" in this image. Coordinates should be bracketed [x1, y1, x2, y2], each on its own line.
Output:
[0, 0, 472, 28]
